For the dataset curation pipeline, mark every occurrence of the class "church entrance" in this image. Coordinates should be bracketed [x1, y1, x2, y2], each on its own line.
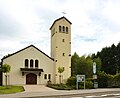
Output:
[26, 73, 37, 84]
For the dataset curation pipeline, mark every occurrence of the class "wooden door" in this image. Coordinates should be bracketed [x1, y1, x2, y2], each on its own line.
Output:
[26, 73, 37, 84]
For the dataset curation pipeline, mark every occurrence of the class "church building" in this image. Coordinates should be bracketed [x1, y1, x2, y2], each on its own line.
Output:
[0, 16, 72, 85]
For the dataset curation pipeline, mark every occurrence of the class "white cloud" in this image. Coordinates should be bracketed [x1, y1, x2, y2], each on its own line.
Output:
[0, 0, 120, 59]
[102, 1, 120, 25]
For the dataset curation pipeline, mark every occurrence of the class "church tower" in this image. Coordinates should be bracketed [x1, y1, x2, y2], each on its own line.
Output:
[50, 17, 72, 83]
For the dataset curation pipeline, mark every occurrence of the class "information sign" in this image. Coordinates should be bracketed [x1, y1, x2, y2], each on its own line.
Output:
[93, 62, 96, 74]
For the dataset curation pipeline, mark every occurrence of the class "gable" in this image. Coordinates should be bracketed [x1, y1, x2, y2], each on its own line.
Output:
[2, 45, 54, 61]
[50, 16, 72, 30]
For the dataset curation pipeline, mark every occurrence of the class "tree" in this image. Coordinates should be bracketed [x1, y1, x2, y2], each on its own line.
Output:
[71, 53, 94, 78]
[96, 44, 119, 74]
[58, 67, 64, 84]
[71, 52, 79, 76]
[0, 64, 11, 87]
[93, 57, 102, 73]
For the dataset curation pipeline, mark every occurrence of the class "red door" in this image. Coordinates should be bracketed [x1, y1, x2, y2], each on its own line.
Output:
[26, 73, 37, 84]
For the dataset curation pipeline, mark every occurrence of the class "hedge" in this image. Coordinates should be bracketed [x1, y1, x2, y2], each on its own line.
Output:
[66, 76, 93, 89]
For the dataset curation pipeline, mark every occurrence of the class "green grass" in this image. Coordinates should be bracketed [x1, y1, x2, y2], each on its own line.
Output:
[0, 85, 24, 94]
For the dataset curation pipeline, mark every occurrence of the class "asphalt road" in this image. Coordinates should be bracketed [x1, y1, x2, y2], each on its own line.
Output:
[72, 92, 120, 98]
[0, 88, 120, 98]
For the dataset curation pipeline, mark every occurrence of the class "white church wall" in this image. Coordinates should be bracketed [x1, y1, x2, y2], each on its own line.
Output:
[2, 46, 55, 85]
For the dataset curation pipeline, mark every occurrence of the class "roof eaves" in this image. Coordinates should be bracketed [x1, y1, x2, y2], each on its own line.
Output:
[2, 45, 54, 61]
[50, 16, 72, 30]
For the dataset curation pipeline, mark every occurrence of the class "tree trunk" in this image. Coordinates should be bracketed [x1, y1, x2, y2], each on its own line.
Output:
[59, 74, 61, 84]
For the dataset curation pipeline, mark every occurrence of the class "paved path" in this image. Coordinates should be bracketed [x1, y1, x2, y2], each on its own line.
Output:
[0, 85, 120, 98]
[23, 85, 57, 92]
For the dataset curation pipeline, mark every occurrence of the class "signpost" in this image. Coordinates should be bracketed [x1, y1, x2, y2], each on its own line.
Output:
[76, 75, 85, 89]
[93, 62, 96, 74]
[93, 62, 98, 88]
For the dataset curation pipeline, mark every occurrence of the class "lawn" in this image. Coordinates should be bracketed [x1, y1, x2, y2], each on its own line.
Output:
[0, 85, 24, 94]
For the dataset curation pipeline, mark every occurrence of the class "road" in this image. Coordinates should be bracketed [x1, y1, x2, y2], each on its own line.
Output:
[0, 88, 120, 98]
[72, 92, 120, 98]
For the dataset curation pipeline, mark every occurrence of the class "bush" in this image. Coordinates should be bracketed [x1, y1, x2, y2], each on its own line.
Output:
[66, 76, 93, 89]
[85, 80, 93, 89]
[97, 71, 120, 88]
[47, 84, 72, 90]
[97, 71, 108, 88]
[108, 73, 120, 88]
[66, 76, 76, 86]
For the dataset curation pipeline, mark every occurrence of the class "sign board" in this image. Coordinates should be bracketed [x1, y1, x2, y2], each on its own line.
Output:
[76, 75, 85, 89]
[93, 62, 96, 74]
[93, 74, 97, 79]
[77, 75, 85, 82]
[94, 82, 98, 88]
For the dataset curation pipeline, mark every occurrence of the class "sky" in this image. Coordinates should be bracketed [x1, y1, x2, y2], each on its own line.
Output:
[0, 0, 120, 59]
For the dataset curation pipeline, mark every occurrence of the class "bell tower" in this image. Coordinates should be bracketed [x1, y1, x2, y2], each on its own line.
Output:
[50, 17, 72, 83]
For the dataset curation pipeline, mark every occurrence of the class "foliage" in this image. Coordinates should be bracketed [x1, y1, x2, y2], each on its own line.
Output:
[66, 76, 76, 86]
[0, 64, 11, 88]
[96, 43, 120, 75]
[84, 80, 93, 89]
[97, 71, 108, 88]
[0, 64, 11, 73]
[108, 73, 120, 88]
[97, 71, 120, 88]
[71, 52, 80, 76]
[93, 57, 102, 73]
[71, 53, 101, 78]
[58, 67, 64, 74]
[47, 84, 72, 90]
[0, 85, 24, 94]
[66, 76, 93, 89]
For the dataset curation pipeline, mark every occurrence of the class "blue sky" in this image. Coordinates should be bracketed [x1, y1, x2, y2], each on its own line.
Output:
[0, 0, 120, 59]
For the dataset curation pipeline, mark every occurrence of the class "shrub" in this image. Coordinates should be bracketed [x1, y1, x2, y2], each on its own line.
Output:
[97, 72, 120, 88]
[66, 76, 93, 89]
[85, 80, 93, 89]
[97, 71, 108, 88]
[66, 76, 76, 86]
[47, 84, 72, 90]
[108, 73, 120, 88]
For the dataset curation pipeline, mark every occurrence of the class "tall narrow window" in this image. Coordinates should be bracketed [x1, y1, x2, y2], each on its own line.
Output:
[44, 74, 47, 79]
[35, 60, 39, 68]
[25, 59, 28, 68]
[63, 26, 65, 32]
[48, 74, 51, 80]
[66, 27, 68, 33]
[63, 53, 65, 56]
[62, 39, 65, 42]
[59, 26, 61, 32]
[30, 59, 34, 68]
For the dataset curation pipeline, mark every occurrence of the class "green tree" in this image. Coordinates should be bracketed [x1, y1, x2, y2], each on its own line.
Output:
[96, 44, 118, 74]
[116, 42, 120, 73]
[58, 67, 64, 84]
[71, 53, 94, 78]
[86, 56, 93, 78]
[94, 57, 102, 73]
[1, 64, 11, 88]
[71, 52, 79, 76]
[75, 55, 93, 78]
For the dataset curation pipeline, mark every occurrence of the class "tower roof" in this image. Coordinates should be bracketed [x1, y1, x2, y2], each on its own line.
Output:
[50, 16, 72, 30]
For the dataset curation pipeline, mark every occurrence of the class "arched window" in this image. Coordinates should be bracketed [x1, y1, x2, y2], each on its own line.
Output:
[30, 59, 34, 68]
[66, 27, 68, 33]
[63, 26, 65, 32]
[35, 60, 39, 68]
[48, 74, 51, 80]
[25, 59, 29, 68]
[59, 26, 61, 32]
[44, 74, 47, 79]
